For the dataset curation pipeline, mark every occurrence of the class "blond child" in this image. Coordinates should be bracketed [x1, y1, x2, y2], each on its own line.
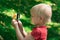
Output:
[12, 3, 52, 40]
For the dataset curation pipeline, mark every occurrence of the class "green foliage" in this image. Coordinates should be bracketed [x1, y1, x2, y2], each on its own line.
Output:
[47, 22, 60, 40]
[0, 0, 60, 40]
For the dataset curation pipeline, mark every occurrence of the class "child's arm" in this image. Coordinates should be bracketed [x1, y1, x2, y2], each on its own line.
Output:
[15, 24, 24, 40]
[12, 19, 27, 37]
[24, 33, 34, 40]
[12, 19, 34, 40]
[13, 14, 27, 37]
[15, 26, 34, 40]
[15, 25, 34, 40]
[17, 20, 27, 37]
[12, 19, 24, 40]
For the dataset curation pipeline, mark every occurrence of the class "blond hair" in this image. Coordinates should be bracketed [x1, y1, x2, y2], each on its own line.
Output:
[30, 3, 52, 23]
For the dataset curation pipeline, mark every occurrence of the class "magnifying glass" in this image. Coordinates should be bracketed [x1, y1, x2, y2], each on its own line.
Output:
[16, 10, 20, 20]
[16, 9, 20, 21]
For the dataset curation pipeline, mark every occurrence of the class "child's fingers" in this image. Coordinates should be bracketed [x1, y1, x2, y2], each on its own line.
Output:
[18, 20, 23, 31]
[18, 20, 22, 25]
[12, 19, 18, 28]
[12, 19, 18, 24]
[12, 19, 23, 30]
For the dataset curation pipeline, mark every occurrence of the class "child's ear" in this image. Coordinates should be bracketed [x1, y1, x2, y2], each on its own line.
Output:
[40, 16, 43, 20]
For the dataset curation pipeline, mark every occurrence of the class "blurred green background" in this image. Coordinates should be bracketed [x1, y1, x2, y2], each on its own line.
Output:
[0, 0, 60, 40]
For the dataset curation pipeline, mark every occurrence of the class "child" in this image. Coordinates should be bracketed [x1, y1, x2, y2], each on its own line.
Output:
[12, 3, 52, 40]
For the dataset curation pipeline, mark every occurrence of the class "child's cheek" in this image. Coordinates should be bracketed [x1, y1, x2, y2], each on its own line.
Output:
[31, 18, 35, 24]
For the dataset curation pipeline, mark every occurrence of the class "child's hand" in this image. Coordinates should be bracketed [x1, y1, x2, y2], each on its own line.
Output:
[12, 19, 18, 28]
[12, 19, 23, 30]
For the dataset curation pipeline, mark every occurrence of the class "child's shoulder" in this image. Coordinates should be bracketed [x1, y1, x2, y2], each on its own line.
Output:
[32, 26, 47, 33]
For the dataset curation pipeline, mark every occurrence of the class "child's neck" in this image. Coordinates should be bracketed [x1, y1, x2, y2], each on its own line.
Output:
[35, 24, 46, 27]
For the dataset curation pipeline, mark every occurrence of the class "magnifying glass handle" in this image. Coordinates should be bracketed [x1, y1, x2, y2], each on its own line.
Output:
[17, 13, 20, 20]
